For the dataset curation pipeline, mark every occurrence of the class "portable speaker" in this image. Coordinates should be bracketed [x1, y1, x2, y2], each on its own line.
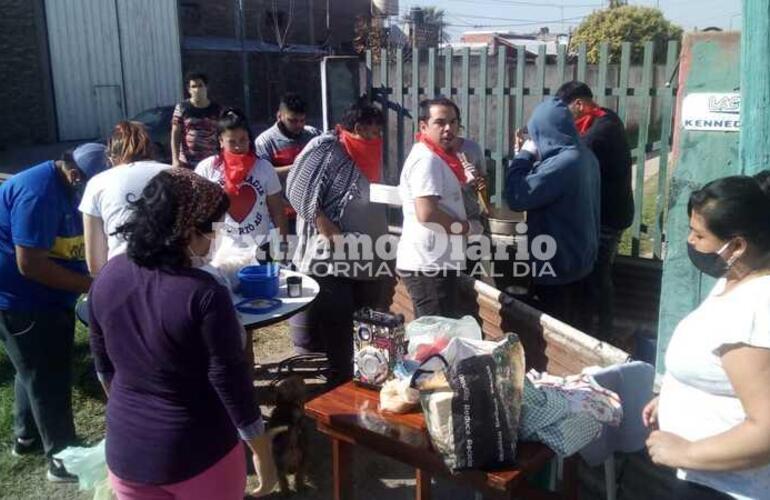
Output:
[352, 308, 406, 388]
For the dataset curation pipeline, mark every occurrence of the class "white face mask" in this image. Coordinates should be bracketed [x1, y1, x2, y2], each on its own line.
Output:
[188, 232, 216, 268]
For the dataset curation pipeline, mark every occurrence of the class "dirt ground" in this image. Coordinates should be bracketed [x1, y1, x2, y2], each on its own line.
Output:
[247, 321, 484, 500]
[247, 324, 667, 500]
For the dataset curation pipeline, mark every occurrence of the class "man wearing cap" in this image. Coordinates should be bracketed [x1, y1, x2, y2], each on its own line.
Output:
[0, 143, 107, 482]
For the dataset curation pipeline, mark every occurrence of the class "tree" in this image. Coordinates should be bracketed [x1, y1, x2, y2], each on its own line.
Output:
[402, 6, 450, 45]
[353, 15, 386, 58]
[571, 5, 683, 64]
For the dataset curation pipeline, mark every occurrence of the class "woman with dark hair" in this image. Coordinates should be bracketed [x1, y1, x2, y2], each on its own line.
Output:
[195, 108, 287, 259]
[79, 120, 169, 275]
[285, 97, 394, 386]
[88, 168, 277, 499]
[644, 174, 770, 499]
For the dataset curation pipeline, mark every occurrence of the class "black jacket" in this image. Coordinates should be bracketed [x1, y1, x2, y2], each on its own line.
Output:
[582, 108, 634, 231]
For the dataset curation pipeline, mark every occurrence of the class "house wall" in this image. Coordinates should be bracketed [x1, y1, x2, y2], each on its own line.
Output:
[178, 0, 370, 130]
[0, 0, 56, 148]
[45, 0, 182, 141]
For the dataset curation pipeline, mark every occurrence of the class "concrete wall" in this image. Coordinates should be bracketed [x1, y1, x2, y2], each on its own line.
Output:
[0, 0, 56, 149]
[656, 33, 741, 370]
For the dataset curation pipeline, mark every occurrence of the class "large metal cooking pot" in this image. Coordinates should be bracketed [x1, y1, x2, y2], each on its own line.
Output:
[485, 206, 525, 235]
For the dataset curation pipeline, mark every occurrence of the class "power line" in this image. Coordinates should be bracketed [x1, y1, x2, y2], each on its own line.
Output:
[437, 12, 580, 22]
[397, 5, 592, 24]
[446, 0, 602, 7]
[444, 15, 587, 28]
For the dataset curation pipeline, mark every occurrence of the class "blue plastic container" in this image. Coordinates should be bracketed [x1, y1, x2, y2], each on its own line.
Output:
[237, 264, 280, 299]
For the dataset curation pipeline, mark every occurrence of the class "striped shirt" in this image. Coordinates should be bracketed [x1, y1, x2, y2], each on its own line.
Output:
[172, 101, 221, 168]
[254, 122, 321, 168]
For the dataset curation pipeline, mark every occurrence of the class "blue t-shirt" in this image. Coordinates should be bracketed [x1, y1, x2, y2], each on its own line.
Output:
[0, 161, 87, 310]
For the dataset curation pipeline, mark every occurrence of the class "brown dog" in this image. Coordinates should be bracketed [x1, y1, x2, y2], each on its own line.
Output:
[268, 376, 308, 495]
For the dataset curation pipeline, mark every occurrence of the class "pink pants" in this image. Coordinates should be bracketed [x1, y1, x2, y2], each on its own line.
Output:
[109, 442, 246, 500]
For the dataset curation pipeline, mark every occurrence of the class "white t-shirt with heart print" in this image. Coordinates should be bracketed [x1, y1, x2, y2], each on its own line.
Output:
[195, 155, 282, 252]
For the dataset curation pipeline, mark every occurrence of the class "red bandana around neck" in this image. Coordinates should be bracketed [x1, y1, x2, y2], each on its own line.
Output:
[337, 127, 383, 182]
[416, 133, 466, 184]
[574, 106, 607, 136]
[221, 150, 256, 195]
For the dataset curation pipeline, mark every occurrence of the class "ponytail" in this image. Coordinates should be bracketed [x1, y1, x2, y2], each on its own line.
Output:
[107, 121, 154, 165]
[216, 107, 255, 153]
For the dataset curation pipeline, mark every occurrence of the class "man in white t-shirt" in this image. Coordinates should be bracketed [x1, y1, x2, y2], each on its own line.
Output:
[396, 97, 471, 318]
[79, 158, 169, 274]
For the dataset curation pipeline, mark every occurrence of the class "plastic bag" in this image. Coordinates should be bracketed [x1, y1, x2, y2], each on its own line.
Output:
[411, 334, 525, 472]
[54, 440, 113, 500]
[405, 316, 481, 362]
[208, 244, 258, 290]
[379, 377, 420, 413]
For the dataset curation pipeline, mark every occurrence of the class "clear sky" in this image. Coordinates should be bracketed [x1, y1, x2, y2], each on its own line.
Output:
[395, 0, 743, 41]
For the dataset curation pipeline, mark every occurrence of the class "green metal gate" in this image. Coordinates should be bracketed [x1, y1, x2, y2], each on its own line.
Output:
[366, 41, 680, 260]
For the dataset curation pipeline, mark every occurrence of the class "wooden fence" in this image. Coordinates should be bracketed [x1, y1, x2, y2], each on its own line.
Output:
[366, 41, 680, 259]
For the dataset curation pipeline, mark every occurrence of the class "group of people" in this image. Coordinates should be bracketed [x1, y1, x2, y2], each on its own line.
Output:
[0, 72, 318, 496]
[1, 68, 769, 500]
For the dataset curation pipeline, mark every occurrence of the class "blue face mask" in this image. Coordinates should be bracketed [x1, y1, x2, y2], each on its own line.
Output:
[687, 241, 732, 278]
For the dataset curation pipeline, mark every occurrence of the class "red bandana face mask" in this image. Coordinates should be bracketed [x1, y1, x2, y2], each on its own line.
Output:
[221, 150, 256, 195]
[574, 106, 606, 135]
[416, 133, 466, 184]
[338, 128, 383, 182]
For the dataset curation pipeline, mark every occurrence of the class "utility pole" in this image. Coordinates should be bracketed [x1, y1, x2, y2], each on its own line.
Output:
[739, 0, 770, 175]
[236, 0, 250, 119]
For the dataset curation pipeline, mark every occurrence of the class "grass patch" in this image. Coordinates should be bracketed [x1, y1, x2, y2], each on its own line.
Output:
[0, 321, 104, 499]
[619, 171, 661, 258]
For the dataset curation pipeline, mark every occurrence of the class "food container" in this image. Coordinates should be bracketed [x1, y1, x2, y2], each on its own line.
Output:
[486, 206, 526, 235]
[286, 276, 302, 298]
[237, 264, 279, 299]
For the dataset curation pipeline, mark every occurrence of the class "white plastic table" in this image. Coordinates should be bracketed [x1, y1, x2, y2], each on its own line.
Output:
[76, 269, 319, 329]
[234, 268, 319, 328]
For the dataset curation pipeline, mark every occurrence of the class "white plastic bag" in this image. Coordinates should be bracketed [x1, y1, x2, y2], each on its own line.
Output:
[405, 316, 482, 361]
[380, 377, 420, 413]
[54, 439, 113, 500]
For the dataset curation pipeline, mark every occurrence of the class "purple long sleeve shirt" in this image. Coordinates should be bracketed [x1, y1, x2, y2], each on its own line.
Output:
[88, 254, 262, 485]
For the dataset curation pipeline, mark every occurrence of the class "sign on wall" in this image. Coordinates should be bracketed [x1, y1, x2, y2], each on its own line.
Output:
[681, 93, 741, 132]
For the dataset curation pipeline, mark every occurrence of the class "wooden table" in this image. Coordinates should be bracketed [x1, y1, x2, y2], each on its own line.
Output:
[305, 382, 578, 500]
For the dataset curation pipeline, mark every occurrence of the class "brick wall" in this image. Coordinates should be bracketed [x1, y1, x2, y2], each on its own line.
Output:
[460, 33, 497, 45]
[0, 0, 55, 148]
[180, 50, 324, 132]
[182, 50, 245, 111]
[180, 0, 235, 37]
[181, 0, 368, 50]
[179, 0, 368, 129]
